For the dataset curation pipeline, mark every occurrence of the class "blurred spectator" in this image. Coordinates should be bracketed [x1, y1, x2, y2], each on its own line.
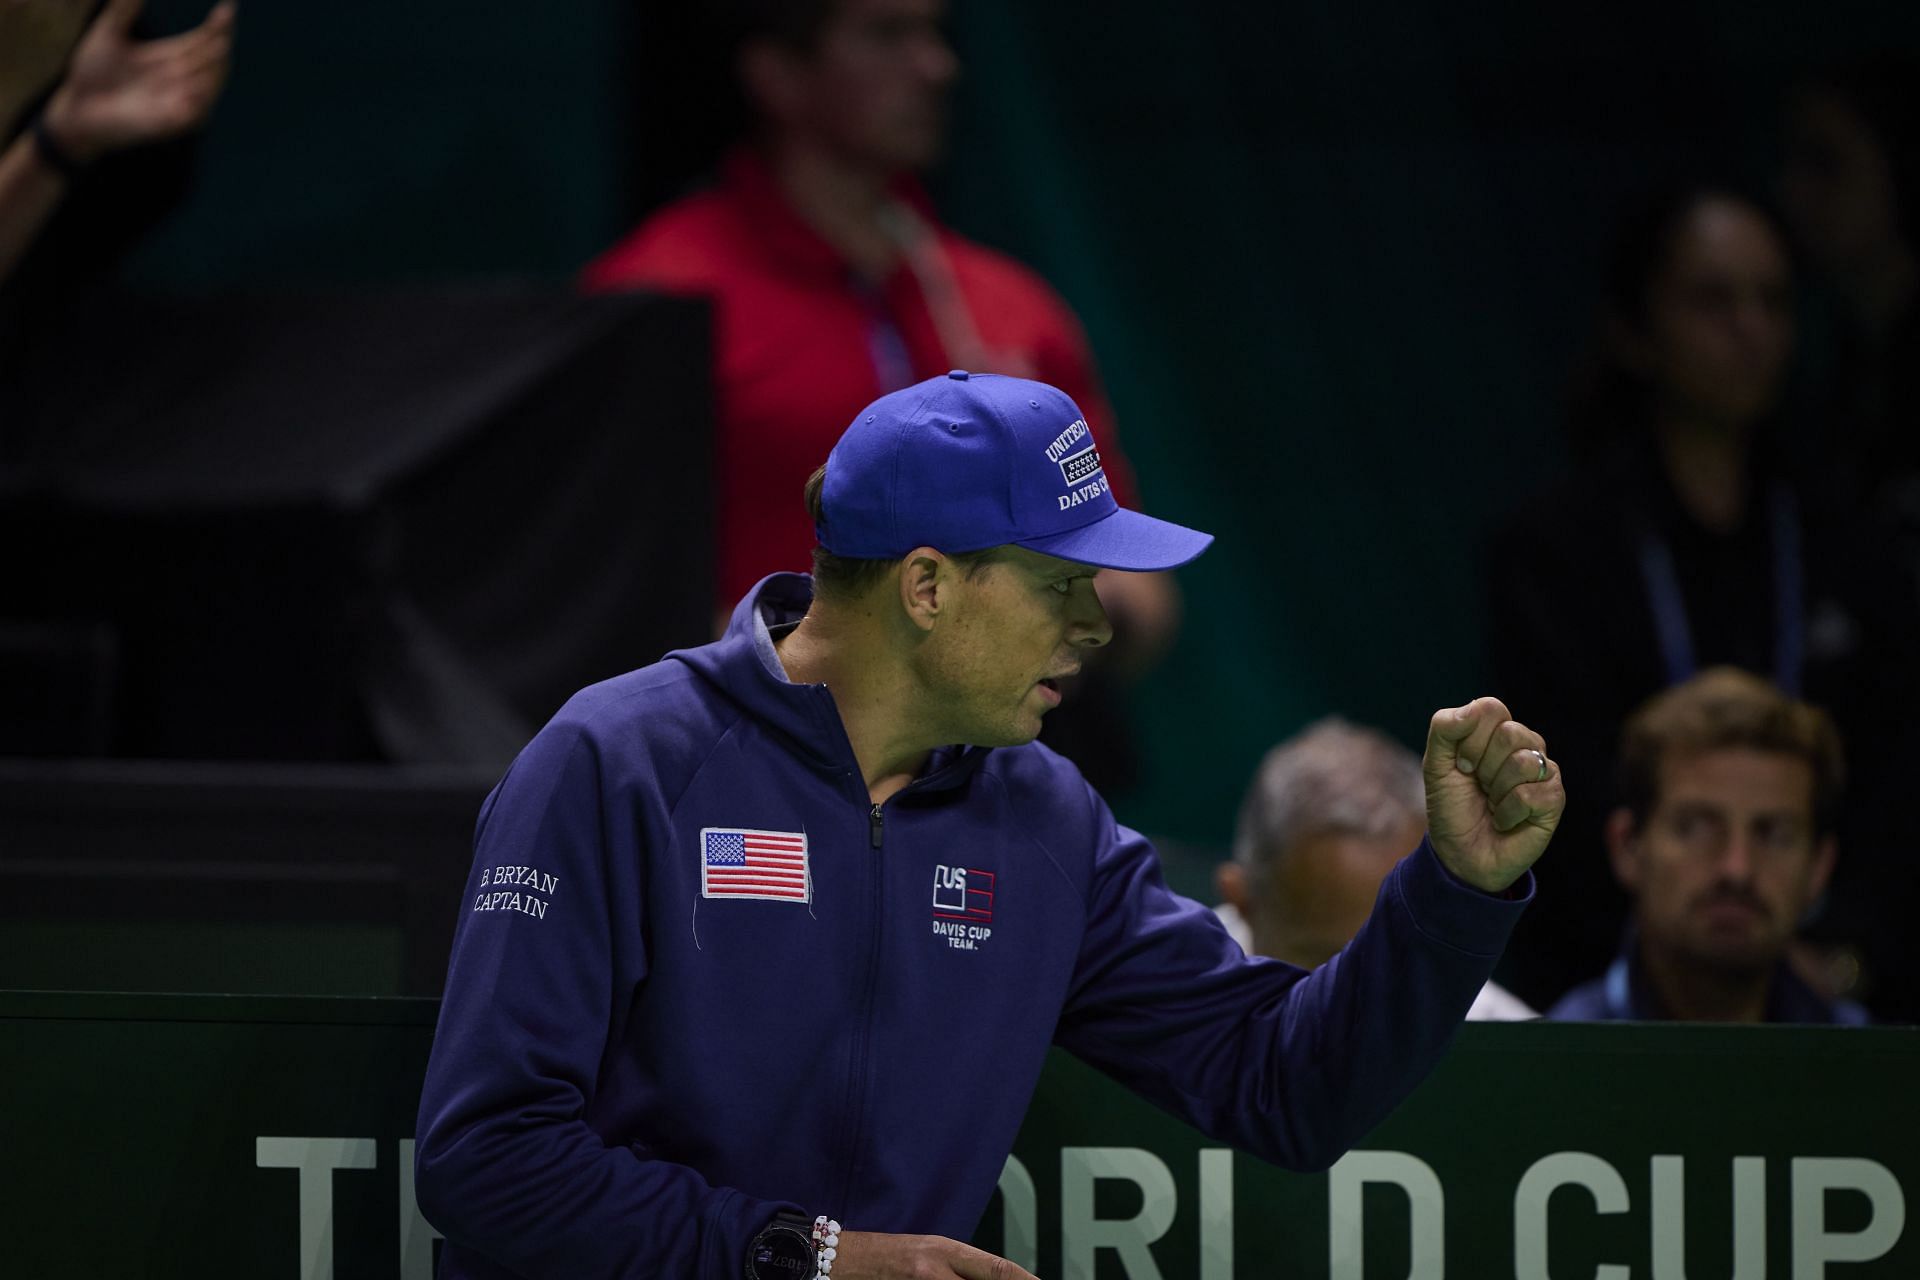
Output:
[1550, 669, 1867, 1024]
[1780, 60, 1920, 591]
[1777, 75, 1920, 1024]
[1216, 718, 1534, 1021]
[581, 0, 1177, 795]
[1485, 183, 1920, 1018]
[0, 0, 233, 286]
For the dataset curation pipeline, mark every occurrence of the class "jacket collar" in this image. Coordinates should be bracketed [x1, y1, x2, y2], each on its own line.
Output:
[669, 573, 988, 795]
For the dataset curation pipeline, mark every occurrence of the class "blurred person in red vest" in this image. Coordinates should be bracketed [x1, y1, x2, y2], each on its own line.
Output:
[582, 0, 1178, 793]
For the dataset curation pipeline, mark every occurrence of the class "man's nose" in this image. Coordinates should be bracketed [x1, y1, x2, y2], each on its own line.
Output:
[1071, 581, 1113, 649]
[1716, 833, 1756, 882]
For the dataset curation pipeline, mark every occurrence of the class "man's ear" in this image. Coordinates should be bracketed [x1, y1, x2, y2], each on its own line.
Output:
[1605, 807, 1643, 892]
[898, 548, 947, 633]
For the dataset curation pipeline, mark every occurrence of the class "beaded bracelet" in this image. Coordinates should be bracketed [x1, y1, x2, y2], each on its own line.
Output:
[811, 1215, 841, 1277]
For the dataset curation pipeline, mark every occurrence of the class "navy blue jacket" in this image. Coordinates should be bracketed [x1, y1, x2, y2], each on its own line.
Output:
[1549, 932, 1870, 1024]
[415, 574, 1533, 1279]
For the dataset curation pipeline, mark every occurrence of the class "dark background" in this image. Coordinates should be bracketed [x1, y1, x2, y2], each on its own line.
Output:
[10, 0, 1920, 984]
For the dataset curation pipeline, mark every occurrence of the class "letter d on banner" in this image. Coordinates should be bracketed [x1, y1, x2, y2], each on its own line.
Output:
[1329, 1150, 1444, 1279]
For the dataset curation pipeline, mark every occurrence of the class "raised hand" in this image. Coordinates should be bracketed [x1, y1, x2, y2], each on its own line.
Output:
[41, 0, 235, 166]
[1422, 696, 1564, 894]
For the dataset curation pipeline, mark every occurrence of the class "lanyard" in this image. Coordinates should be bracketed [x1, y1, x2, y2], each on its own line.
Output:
[1603, 955, 1635, 1020]
[862, 200, 1007, 393]
[882, 201, 994, 374]
[856, 280, 916, 393]
[1635, 483, 1805, 694]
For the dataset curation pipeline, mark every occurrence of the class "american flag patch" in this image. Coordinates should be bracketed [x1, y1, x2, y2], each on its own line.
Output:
[700, 827, 810, 902]
[1059, 445, 1104, 486]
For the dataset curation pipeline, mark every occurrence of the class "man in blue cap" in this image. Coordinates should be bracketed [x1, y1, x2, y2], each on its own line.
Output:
[416, 372, 1566, 1280]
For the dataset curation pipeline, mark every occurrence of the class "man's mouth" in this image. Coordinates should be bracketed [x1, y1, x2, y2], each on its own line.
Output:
[1695, 894, 1767, 927]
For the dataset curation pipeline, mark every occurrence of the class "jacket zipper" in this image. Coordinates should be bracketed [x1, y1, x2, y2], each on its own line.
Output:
[835, 802, 887, 1214]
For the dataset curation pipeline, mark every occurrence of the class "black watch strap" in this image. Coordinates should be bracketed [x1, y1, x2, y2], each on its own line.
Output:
[29, 109, 86, 180]
[745, 1211, 816, 1280]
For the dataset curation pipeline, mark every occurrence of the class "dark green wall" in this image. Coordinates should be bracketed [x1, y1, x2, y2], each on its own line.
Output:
[6, 994, 1916, 1276]
[114, 0, 637, 286]
[67, 0, 1920, 857]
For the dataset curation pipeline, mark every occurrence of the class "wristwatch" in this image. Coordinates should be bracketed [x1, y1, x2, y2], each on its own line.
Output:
[745, 1211, 817, 1279]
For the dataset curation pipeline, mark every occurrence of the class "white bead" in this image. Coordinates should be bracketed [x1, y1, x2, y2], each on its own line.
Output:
[824, 1246, 837, 1260]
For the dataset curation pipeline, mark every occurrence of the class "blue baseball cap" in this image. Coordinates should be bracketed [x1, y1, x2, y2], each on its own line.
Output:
[817, 371, 1213, 571]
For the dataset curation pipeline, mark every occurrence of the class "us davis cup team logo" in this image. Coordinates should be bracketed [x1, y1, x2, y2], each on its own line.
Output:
[931, 864, 994, 951]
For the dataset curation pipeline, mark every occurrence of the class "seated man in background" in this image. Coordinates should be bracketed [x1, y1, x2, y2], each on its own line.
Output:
[1551, 668, 1869, 1024]
[1217, 717, 1535, 1020]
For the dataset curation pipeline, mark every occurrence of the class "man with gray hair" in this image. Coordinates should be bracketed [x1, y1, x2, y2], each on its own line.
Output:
[1217, 717, 1535, 1019]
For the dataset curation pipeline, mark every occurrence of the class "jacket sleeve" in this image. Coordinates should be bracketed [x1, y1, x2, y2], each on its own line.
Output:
[1054, 780, 1530, 1171]
[413, 716, 789, 1279]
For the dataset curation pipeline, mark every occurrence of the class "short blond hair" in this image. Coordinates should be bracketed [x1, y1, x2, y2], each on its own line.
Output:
[1618, 667, 1845, 834]
[802, 464, 1005, 601]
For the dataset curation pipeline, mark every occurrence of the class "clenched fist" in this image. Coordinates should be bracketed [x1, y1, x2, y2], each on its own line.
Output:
[1422, 696, 1564, 894]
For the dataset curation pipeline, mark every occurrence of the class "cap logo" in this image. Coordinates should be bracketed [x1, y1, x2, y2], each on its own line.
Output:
[1060, 444, 1103, 486]
[1046, 418, 1106, 486]
[1043, 417, 1110, 511]
[1043, 419, 1090, 465]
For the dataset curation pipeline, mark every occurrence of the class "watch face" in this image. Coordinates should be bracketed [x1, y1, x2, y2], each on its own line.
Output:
[750, 1228, 814, 1279]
